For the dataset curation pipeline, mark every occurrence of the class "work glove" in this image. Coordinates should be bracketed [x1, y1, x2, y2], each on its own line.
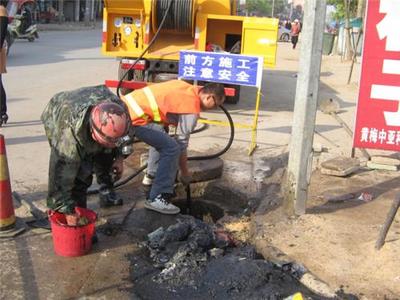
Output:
[111, 157, 124, 182]
[179, 173, 192, 186]
[65, 213, 79, 226]
[65, 213, 89, 226]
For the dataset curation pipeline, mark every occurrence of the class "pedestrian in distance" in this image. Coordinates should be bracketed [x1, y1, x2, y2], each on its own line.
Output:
[41, 85, 131, 226]
[284, 18, 292, 31]
[121, 79, 225, 215]
[0, 0, 9, 126]
[290, 19, 301, 49]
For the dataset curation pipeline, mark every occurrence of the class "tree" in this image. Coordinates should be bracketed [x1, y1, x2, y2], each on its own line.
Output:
[356, 0, 366, 18]
[327, 0, 358, 20]
[246, 0, 272, 16]
[328, 0, 362, 61]
[246, 0, 288, 17]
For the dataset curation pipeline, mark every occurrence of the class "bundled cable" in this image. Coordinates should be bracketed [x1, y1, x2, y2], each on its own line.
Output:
[154, 0, 193, 33]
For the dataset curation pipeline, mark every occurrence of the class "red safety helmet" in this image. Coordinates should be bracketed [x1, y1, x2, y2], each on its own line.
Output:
[90, 102, 130, 148]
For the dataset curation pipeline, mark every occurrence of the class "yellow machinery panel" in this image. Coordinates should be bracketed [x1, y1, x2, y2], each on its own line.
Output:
[104, 0, 145, 10]
[242, 17, 279, 68]
[197, 0, 231, 15]
[197, 13, 278, 68]
[102, 9, 144, 54]
[102, 1, 278, 68]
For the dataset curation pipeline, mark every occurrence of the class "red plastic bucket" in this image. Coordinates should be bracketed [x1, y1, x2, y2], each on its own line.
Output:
[49, 207, 97, 257]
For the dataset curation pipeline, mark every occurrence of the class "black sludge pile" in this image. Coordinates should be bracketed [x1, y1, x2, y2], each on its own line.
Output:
[129, 215, 323, 300]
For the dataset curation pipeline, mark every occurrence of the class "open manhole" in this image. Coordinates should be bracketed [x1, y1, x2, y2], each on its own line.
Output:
[173, 198, 225, 222]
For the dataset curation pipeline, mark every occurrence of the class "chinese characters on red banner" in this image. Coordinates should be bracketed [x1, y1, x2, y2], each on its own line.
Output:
[353, 0, 400, 151]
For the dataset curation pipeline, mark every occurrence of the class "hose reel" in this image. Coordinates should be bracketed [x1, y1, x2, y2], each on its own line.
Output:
[152, 0, 194, 34]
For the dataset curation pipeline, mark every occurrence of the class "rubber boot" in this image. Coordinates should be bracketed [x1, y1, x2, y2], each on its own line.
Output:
[99, 189, 123, 207]
[92, 232, 98, 244]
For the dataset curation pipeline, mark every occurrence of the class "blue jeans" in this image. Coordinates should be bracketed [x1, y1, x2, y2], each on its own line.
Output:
[134, 123, 180, 200]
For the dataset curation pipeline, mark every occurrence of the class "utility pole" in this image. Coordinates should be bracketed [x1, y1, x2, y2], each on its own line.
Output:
[84, 0, 90, 26]
[90, 0, 95, 23]
[58, 0, 64, 23]
[271, 0, 275, 17]
[285, 0, 327, 215]
[75, 0, 80, 22]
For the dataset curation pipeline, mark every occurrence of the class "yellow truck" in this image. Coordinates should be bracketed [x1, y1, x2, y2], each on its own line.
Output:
[102, 0, 278, 103]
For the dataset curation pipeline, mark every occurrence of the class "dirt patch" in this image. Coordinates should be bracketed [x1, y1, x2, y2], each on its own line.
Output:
[220, 215, 252, 243]
[253, 168, 400, 299]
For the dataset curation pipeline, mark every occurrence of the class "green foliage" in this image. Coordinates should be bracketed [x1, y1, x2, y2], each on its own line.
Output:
[246, 0, 288, 17]
[246, 0, 272, 16]
[327, 0, 359, 20]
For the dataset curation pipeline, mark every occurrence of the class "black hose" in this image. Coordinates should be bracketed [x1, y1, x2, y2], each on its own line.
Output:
[105, 0, 235, 194]
[189, 105, 234, 161]
[88, 104, 235, 194]
[116, 0, 173, 98]
[155, 0, 192, 33]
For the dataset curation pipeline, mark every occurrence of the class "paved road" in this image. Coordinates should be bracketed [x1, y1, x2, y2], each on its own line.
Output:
[2, 28, 296, 196]
[2, 30, 117, 193]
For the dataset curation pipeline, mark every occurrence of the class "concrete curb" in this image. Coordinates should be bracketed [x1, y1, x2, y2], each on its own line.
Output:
[37, 22, 101, 31]
[253, 237, 338, 299]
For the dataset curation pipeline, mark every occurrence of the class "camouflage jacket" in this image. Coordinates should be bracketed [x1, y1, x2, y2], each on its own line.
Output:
[41, 85, 125, 212]
[41, 85, 123, 160]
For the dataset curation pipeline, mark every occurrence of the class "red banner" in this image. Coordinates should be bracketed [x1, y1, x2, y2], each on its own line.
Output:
[353, 0, 400, 151]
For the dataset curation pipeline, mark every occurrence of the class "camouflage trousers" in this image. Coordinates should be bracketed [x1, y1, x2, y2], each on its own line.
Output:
[47, 148, 115, 213]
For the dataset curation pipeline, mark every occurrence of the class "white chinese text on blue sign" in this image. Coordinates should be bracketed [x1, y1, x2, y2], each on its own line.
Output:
[179, 51, 264, 88]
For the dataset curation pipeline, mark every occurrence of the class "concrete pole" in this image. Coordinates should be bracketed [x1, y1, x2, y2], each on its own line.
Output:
[74, 0, 80, 22]
[89, 0, 94, 24]
[58, 0, 64, 23]
[285, 0, 327, 215]
[271, 0, 275, 17]
[98, 0, 102, 18]
[84, 0, 90, 26]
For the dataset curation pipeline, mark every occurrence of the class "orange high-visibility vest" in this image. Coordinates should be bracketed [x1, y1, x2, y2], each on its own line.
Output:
[122, 80, 201, 126]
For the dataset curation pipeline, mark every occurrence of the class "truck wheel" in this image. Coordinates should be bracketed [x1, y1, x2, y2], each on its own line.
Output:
[225, 84, 240, 104]
[28, 37, 34, 42]
[118, 61, 133, 95]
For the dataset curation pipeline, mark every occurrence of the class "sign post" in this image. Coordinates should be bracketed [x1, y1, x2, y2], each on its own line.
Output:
[353, 0, 400, 152]
[179, 50, 264, 155]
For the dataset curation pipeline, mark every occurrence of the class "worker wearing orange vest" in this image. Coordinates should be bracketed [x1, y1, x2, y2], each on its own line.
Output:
[121, 80, 225, 214]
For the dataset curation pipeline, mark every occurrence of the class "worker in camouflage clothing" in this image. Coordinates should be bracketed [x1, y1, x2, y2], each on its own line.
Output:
[41, 85, 130, 225]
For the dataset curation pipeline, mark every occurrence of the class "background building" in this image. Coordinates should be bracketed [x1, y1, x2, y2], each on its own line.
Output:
[29, 0, 103, 23]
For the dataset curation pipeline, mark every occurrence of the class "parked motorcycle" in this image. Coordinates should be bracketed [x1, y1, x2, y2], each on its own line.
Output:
[4, 0, 38, 55]
[8, 13, 39, 42]
[5, 27, 14, 56]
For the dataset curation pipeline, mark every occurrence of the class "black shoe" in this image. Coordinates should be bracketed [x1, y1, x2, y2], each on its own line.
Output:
[0, 114, 7, 127]
[92, 232, 98, 244]
[99, 189, 123, 207]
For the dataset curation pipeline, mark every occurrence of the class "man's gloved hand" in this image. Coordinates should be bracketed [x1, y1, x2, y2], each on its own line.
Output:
[111, 157, 124, 181]
[179, 173, 192, 186]
[65, 213, 79, 226]
[65, 212, 89, 226]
